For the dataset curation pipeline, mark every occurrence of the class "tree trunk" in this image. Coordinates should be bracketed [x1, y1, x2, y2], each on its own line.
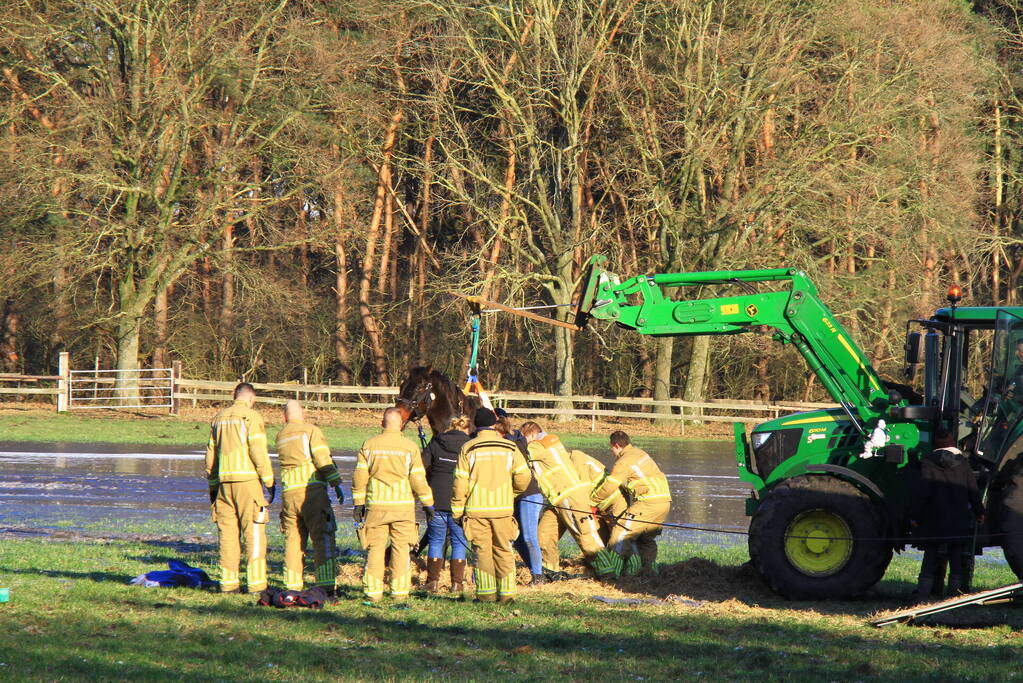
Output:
[115, 276, 142, 404]
[50, 266, 68, 352]
[334, 236, 352, 383]
[552, 254, 576, 420]
[872, 270, 896, 363]
[388, 220, 399, 298]
[754, 355, 770, 403]
[153, 284, 169, 369]
[653, 336, 674, 426]
[682, 335, 711, 423]
[357, 107, 403, 385]
[553, 324, 574, 414]
[638, 344, 653, 398]
[219, 220, 235, 363]
[0, 298, 19, 372]
[377, 190, 394, 294]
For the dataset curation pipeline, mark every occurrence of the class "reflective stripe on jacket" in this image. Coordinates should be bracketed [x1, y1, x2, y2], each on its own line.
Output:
[205, 400, 272, 487]
[351, 429, 433, 512]
[451, 429, 531, 518]
[525, 434, 589, 505]
[275, 420, 340, 492]
[592, 444, 671, 511]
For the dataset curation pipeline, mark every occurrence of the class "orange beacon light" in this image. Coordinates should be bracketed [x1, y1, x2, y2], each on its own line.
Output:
[947, 284, 963, 305]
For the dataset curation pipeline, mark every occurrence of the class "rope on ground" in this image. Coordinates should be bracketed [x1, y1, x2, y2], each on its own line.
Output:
[514, 497, 1001, 545]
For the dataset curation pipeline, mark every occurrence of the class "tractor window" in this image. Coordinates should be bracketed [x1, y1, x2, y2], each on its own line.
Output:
[977, 310, 1023, 463]
[964, 329, 995, 398]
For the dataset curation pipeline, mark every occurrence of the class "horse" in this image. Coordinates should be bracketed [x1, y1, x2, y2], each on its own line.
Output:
[395, 365, 479, 437]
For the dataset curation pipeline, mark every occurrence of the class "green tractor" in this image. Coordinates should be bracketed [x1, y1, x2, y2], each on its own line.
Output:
[573, 255, 1023, 599]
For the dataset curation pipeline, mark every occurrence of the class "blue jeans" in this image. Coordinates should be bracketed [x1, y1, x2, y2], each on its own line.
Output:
[513, 493, 544, 574]
[427, 511, 469, 561]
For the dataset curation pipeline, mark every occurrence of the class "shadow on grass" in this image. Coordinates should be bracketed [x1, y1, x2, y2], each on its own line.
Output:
[0, 565, 128, 583]
[140, 539, 218, 554]
[6, 595, 1021, 682]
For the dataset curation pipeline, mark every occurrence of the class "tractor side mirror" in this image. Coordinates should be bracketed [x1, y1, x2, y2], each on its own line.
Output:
[904, 331, 922, 380]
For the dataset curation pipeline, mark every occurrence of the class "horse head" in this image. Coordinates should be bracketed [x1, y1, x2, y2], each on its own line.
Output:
[395, 365, 436, 427]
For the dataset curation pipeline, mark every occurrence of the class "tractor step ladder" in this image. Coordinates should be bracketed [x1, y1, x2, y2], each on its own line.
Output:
[870, 582, 1023, 627]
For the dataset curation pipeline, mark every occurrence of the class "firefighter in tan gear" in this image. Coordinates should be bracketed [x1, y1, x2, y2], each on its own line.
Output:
[520, 422, 605, 575]
[592, 430, 672, 579]
[452, 409, 532, 603]
[570, 448, 626, 545]
[352, 407, 434, 602]
[205, 383, 274, 593]
[276, 400, 344, 593]
[571, 448, 606, 488]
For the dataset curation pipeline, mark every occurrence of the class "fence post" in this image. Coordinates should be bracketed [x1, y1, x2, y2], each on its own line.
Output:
[591, 400, 596, 432]
[171, 360, 182, 415]
[57, 352, 69, 412]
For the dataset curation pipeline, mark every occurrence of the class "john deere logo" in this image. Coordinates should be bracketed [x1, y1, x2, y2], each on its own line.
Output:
[745, 304, 759, 317]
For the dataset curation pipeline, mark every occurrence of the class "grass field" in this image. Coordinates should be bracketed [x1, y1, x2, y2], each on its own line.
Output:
[2, 409, 1021, 680]
[0, 409, 704, 452]
[0, 531, 1021, 682]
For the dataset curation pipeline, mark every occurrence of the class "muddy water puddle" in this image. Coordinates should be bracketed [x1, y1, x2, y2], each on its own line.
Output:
[0, 439, 748, 545]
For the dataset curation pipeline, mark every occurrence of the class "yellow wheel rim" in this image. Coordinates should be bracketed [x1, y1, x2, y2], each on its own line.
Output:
[784, 509, 853, 577]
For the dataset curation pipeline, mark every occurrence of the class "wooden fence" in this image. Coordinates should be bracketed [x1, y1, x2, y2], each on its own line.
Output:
[172, 377, 835, 430]
[0, 356, 836, 430]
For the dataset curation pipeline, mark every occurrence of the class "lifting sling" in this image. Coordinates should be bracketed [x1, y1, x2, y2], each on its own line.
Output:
[463, 303, 493, 410]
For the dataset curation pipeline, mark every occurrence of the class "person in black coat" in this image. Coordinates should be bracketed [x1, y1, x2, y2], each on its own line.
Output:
[909, 428, 985, 601]
[422, 414, 472, 593]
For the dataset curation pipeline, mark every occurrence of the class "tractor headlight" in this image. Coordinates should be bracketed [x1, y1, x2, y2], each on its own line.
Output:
[751, 431, 773, 450]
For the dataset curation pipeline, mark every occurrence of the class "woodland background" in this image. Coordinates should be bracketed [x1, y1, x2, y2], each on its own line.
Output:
[2, 0, 1023, 408]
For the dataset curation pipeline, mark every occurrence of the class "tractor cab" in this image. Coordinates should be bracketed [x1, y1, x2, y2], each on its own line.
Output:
[902, 301, 1023, 582]
[905, 302, 1023, 475]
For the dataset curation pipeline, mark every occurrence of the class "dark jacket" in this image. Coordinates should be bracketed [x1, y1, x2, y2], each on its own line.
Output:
[424, 430, 471, 512]
[909, 447, 985, 542]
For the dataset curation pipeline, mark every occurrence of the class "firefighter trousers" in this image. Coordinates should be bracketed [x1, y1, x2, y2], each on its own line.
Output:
[213, 479, 269, 592]
[605, 501, 670, 571]
[538, 499, 604, 572]
[361, 509, 417, 601]
[463, 516, 519, 601]
[281, 485, 337, 591]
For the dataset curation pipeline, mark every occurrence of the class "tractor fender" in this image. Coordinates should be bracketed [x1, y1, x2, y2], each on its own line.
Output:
[802, 464, 899, 541]
[763, 463, 892, 527]
[804, 464, 886, 505]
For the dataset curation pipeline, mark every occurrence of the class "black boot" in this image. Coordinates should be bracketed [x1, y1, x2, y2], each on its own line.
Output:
[960, 553, 975, 594]
[912, 576, 935, 604]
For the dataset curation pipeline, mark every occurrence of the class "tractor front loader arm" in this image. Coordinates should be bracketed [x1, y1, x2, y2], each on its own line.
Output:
[574, 255, 891, 429]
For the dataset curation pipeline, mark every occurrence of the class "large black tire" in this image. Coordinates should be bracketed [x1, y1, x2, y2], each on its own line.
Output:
[749, 475, 893, 600]
[997, 460, 1023, 581]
